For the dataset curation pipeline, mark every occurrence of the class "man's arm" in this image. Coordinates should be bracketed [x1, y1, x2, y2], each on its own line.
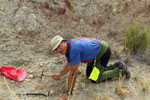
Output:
[50, 62, 70, 80]
[67, 64, 79, 93]
[59, 64, 79, 100]
[59, 62, 70, 76]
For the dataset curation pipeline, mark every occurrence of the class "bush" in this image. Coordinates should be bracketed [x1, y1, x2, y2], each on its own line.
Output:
[135, 49, 150, 65]
[124, 24, 150, 52]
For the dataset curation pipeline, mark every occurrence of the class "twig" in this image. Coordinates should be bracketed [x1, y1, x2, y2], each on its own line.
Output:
[17, 93, 48, 97]
[95, 96, 101, 100]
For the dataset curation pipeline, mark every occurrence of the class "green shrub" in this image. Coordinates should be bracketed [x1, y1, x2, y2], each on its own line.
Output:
[125, 24, 150, 52]
[112, 48, 120, 59]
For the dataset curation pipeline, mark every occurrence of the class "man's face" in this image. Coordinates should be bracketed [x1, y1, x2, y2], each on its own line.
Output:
[55, 41, 67, 55]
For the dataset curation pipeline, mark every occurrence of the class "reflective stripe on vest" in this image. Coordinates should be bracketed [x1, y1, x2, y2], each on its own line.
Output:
[68, 37, 100, 62]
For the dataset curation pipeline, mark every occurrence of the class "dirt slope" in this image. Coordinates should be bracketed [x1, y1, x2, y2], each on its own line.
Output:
[0, 0, 150, 100]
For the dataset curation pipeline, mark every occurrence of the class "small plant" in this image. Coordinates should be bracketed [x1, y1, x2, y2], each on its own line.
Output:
[112, 49, 121, 59]
[115, 76, 130, 99]
[124, 24, 150, 52]
[133, 71, 141, 80]
[95, 89, 109, 100]
[133, 71, 149, 92]
[101, 93, 109, 100]
[136, 48, 150, 65]
[139, 78, 149, 92]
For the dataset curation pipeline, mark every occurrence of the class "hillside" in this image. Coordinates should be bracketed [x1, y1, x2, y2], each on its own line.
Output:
[0, 0, 150, 100]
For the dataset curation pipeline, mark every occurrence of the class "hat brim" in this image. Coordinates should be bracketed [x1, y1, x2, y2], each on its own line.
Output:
[52, 38, 63, 52]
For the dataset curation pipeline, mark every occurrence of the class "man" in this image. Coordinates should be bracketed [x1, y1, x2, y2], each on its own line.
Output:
[49, 35, 131, 100]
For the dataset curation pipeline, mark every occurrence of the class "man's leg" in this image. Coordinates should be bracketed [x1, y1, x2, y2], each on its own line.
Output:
[96, 65, 122, 82]
[96, 46, 122, 82]
[86, 42, 122, 83]
[86, 61, 94, 77]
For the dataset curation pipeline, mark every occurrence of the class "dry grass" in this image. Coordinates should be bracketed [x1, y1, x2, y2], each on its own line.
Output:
[115, 76, 130, 99]
[133, 70, 149, 92]
[95, 80, 110, 100]
[133, 70, 141, 80]
[112, 48, 121, 59]
[3, 76, 50, 100]
[3, 77, 25, 100]
[139, 78, 149, 92]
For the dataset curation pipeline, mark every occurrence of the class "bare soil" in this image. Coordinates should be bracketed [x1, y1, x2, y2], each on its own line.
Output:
[0, 0, 150, 100]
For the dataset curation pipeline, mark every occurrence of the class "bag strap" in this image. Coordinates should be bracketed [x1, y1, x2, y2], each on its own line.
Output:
[68, 37, 100, 46]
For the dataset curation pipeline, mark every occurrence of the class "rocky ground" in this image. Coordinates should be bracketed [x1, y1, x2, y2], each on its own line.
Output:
[0, 0, 150, 100]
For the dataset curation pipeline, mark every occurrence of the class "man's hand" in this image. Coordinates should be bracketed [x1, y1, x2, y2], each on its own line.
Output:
[59, 93, 69, 100]
[50, 73, 61, 80]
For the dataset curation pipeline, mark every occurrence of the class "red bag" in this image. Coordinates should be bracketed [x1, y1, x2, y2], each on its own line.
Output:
[0, 66, 27, 81]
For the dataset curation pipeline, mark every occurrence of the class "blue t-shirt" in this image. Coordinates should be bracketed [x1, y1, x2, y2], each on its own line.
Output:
[65, 37, 101, 67]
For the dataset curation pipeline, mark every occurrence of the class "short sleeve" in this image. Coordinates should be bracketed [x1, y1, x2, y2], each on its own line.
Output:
[69, 48, 81, 67]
